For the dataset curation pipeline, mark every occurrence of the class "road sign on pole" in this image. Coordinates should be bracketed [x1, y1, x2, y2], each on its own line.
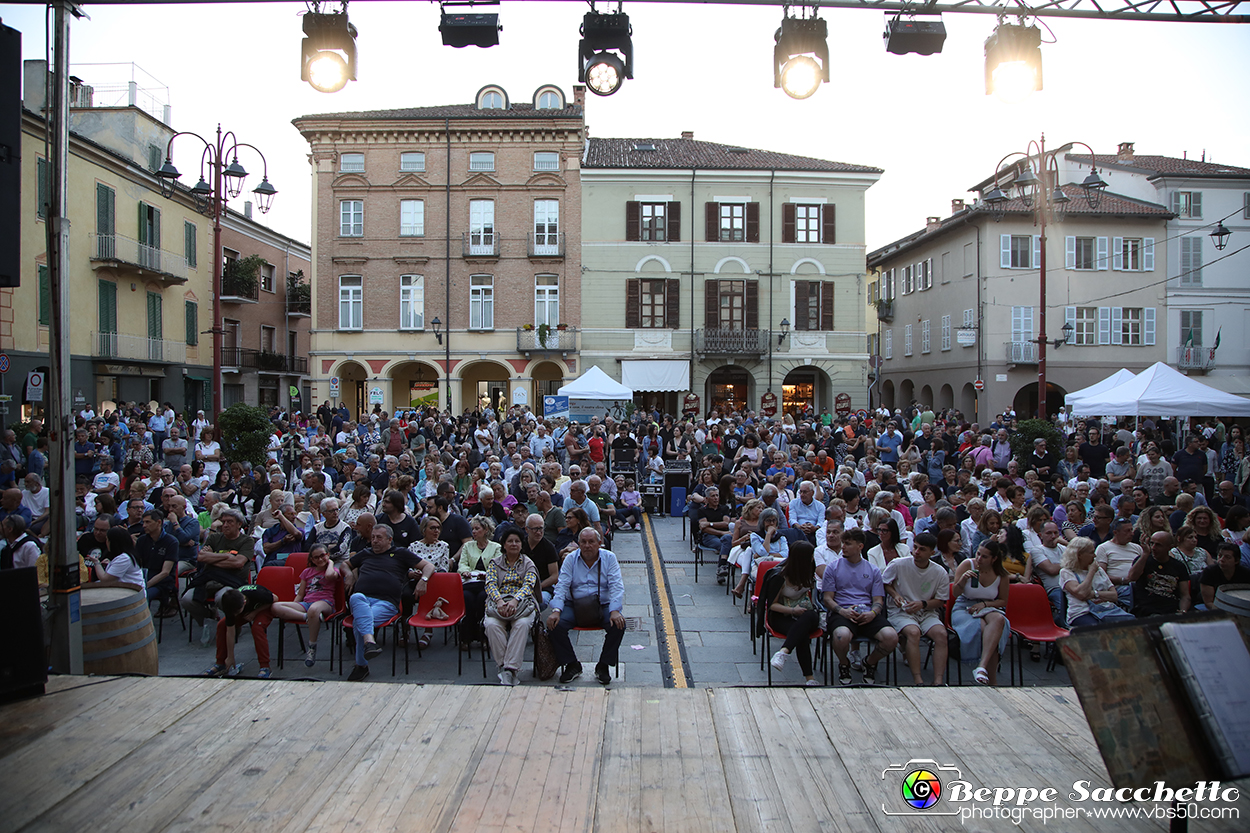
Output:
[974, 379, 985, 391]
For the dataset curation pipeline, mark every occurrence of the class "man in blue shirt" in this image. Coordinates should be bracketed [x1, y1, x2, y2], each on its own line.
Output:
[875, 422, 904, 465]
[545, 528, 626, 685]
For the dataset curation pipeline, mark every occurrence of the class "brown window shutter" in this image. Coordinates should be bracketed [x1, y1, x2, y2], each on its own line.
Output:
[625, 201, 640, 241]
[745, 280, 759, 329]
[667, 201, 681, 242]
[704, 279, 719, 329]
[705, 202, 718, 242]
[665, 278, 680, 329]
[821, 204, 836, 244]
[625, 279, 641, 329]
[746, 202, 760, 243]
[820, 281, 834, 329]
[782, 203, 796, 243]
[794, 281, 810, 330]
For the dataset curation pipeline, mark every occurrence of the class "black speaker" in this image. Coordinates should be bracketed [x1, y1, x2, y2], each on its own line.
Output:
[884, 18, 946, 56]
[0, 567, 47, 702]
[0, 22, 21, 288]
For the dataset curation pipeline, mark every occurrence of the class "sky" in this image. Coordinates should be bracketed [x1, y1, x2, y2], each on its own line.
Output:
[3, 0, 1248, 251]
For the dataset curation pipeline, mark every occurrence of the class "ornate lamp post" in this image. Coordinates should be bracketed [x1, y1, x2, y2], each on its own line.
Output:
[156, 125, 276, 419]
[983, 135, 1106, 418]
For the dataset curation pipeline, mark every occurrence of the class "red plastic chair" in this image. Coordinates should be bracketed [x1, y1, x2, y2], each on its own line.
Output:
[406, 573, 467, 675]
[1005, 583, 1069, 677]
[762, 612, 825, 686]
[748, 559, 782, 655]
[258, 566, 307, 668]
[339, 607, 404, 676]
[284, 552, 309, 578]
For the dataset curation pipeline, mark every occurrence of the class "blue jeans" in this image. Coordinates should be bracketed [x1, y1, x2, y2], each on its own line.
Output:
[1045, 586, 1067, 628]
[1115, 584, 1133, 610]
[349, 593, 398, 667]
[549, 603, 625, 669]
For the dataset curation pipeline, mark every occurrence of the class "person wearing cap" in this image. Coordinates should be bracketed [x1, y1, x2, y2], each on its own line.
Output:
[1095, 518, 1142, 609]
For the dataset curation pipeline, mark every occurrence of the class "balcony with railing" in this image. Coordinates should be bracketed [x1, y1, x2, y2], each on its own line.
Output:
[528, 232, 565, 258]
[876, 300, 894, 322]
[89, 233, 188, 284]
[695, 328, 767, 356]
[220, 347, 309, 374]
[220, 264, 259, 303]
[1176, 346, 1215, 372]
[92, 332, 187, 364]
[516, 326, 577, 355]
[1006, 341, 1039, 364]
[462, 232, 500, 258]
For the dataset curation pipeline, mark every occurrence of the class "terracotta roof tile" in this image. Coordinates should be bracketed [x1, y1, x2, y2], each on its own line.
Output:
[298, 102, 583, 121]
[584, 137, 881, 173]
[1070, 154, 1250, 178]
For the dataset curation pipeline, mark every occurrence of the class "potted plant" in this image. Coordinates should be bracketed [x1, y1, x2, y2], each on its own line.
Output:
[537, 323, 551, 348]
[522, 323, 533, 331]
[222, 254, 264, 299]
[556, 323, 568, 331]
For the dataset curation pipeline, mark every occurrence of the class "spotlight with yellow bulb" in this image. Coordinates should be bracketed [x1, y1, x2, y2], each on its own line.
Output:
[301, 10, 358, 93]
[774, 15, 828, 100]
[984, 22, 1042, 103]
[578, 10, 633, 97]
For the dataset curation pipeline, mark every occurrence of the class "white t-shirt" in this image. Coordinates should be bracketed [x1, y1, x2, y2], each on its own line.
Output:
[1026, 543, 1064, 592]
[22, 487, 50, 519]
[1095, 540, 1142, 583]
[881, 555, 950, 609]
[92, 471, 120, 493]
[105, 552, 145, 587]
[197, 441, 222, 481]
[1059, 565, 1115, 625]
[812, 546, 840, 592]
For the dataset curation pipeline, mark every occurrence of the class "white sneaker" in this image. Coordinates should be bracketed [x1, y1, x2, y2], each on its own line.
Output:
[505, 669, 518, 686]
[498, 671, 509, 686]
[805, 679, 821, 687]
[849, 648, 864, 672]
[304, 645, 317, 667]
[200, 622, 214, 647]
[770, 650, 788, 671]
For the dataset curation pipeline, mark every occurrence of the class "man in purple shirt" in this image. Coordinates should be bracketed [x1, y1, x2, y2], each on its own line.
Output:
[822, 527, 898, 685]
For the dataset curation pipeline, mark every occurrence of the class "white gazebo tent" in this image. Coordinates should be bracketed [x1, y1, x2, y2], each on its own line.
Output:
[1064, 368, 1137, 409]
[558, 366, 633, 401]
[1067, 362, 1250, 417]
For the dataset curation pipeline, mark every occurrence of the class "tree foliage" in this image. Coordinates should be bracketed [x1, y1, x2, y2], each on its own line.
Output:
[216, 403, 273, 467]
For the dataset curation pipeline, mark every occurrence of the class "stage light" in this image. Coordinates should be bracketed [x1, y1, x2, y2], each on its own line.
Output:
[774, 14, 828, 100]
[440, 10, 501, 48]
[883, 15, 946, 56]
[984, 21, 1042, 102]
[301, 10, 358, 93]
[579, 10, 632, 97]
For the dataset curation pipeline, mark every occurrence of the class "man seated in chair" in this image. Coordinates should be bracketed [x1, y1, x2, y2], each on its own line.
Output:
[345, 523, 435, 682]
[545, 528, 625, 686]
[882, 532, 949, 686]
[822, 527, 898, 685]
[696, 487, 734, 583]
[135, 509, 180, 612]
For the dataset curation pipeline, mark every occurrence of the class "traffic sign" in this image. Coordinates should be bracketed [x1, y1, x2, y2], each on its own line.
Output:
[26, 371, 44, 402]
[0, 354, 9, 373]
[328, 376, 340, 397]
[856, 409, 869, 419]
[974, 379, 985, 391]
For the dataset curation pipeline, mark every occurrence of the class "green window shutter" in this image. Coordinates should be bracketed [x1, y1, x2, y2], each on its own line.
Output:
[184, 221, 197, 267]
[99, 280, 117, 333]
[137, 202, 147, 246]
[185, 300, 198, 345]
[37, 158, 48, 220]
[151, 206, 161, 249]
[38, 265, 50, 325]
[147, 291, 163, 339]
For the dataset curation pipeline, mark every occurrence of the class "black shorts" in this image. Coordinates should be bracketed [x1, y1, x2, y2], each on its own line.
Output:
[827, 609, 893, 640]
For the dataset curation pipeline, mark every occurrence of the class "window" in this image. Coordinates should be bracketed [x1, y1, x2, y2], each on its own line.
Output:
[338, 276, 362, 329]
[1171, 191, 1202, 219]
[884, 269, 896, 301]
[1066, 236, 1097, 270]
[535, 90, 562, 109]
[794, 280, 833, 330]
[904, 324, 913, 356]
[147, 144, 162, 173]
[1120, 307, 1143, 345]
[478, 90, 504, 109]
[1180, 237, 1203, 286]
[533, 152, 560, 172]
[625, 201, 681, 242]
[535, 275, 559, 326]
[147, 291, 163, 341]
[36, 157, 48, 220]
[918, 259, 932, 290]
[867, 281, 878, 305]
[1003, 234, 1036, 269]
[260, 262, 275, 293]
[921, 319, 931, 354]
[533, 200, 559, 250]
[339, 153, 364, 173]
[1244, 192, 1250, 220]
[1181, 310, 1204, 347]
[720, 203, 745, 241]
[782, 203, 835, 244]
[261, 325, 276, 353]
[940, 251, 950, 284]
[1094, 306, 1155, 345]
[703, 279, 759, 330]
[399, 152, 425, 172]
[719, 280, 746, 329]
[38, 264, 50, 326]
[1011, 306, 1034, 343]
[98, 280, 117, 340]
[1113, 237, 1154, 271]
[884, 329, 893, 360]
[185, 300, 198, 346]
[900, 264, 914, 295]
[941, 315, 951, 351]
[400, 275, 423, 330]
[627, 278, 680, 329]
[95, 183, 115, 258]
[137, 202, 162, 270]
[1067, 307, 1097, 346]
[469, 200, 495, 254]
[340, 200, 363, 236]
[963, 308, 975, 329]
[184, 221, 197, 268]
[469, 152, 495, 172]
[470, 275, 493, 329]
[400, 200, 425, 237]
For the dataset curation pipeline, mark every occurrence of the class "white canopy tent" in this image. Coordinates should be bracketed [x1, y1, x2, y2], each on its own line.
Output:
[558, 366, 633, 400]
[1064, 368, 1137, 408]
[1066, 362, 1250, 417]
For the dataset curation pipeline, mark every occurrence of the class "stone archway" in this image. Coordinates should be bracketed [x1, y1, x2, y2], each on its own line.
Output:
[782, 366, 831, 418]
[389, 361, 442, 411]
[960, 383, 977, 423]
[1013, 382, 1068, 420]
[920, 384, 934, 410]
[881, 379, 895, 412]
[459, 359, 514, 415]
[334, 360, 369, 419]
[705, 365, 754, 416]
[532, 361, 566, 415]
[939, 383, 955, 411]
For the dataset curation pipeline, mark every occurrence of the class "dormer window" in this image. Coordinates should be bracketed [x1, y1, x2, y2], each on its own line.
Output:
[533, 85, 564, 109]
[475, 85, 508, 110]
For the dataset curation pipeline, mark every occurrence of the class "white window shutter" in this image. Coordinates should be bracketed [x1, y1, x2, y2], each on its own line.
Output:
[1098, 307, 1112, 344]
[1025, 306, 1034, 340]
[1032, 235, 1041, 269]
[1170, 191, 1181, 214]
[1001, 234, 1011, 269]
[1065, 306, 1076, 337]
[1097, 237, 1109, 271]
[1111, 307, 1123, 345]
[1065, 236, 1076, 269]
[1143, 238, 1155, 272]
[1144, 307, 1156, 345]
[1113, 237, 1124, 271]
[1193, 192, 1202, 219]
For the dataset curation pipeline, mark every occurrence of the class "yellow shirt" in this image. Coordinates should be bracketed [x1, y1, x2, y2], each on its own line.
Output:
[37, 553, 91, 587]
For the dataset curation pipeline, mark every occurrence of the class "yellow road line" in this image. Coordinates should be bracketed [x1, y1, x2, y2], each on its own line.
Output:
[642, 514, 688, 689]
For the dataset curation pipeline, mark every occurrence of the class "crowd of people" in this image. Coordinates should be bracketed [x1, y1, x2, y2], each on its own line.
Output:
[4, 397, 1248, 687]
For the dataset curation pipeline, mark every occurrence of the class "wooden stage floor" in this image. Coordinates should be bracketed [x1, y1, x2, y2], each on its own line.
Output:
[2, 676, 1245, 833]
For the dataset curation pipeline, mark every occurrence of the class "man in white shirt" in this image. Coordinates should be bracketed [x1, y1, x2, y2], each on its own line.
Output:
[21, 473, 50, 535]
[191, 410, 211, 443]
[92, 455, 121, 498]
[812, 521, 843, 594]
[1095, 518, 1142, 609]
[1026, 521, 1066, 625]
[882, 532, 949, 686]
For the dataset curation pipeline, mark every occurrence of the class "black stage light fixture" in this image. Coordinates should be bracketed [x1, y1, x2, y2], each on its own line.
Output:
[440, 9, 501, 48]
[774, 15, 829, 100]
[301, 10, 358, 93]
[884, 15, 946, 56]
[579, 10, 633, 96]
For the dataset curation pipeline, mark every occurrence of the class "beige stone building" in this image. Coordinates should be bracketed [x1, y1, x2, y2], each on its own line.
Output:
[293, 84, 584, 416]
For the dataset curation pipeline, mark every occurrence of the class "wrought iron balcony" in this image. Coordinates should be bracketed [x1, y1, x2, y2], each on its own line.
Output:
[220, 348, 309, 373]
[92, 332, 187, 363]
[89, 233, 188, 284]
[1006, 341, 1039, 364]
[462, 232, 500, 258]
[1176, 346, 1215, 371]
[528, 232, 565, 258]
[876, 300, 894, 322]
[695, 328, 767, 356]
[516, 326, 577, 354]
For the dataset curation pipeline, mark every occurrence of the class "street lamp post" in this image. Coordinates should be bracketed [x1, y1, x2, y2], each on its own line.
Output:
[156, 125, 276, 420]
[984, 134, 1106, 418]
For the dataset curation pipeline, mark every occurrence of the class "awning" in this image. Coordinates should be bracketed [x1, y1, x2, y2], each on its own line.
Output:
[621, 360, 689, 393]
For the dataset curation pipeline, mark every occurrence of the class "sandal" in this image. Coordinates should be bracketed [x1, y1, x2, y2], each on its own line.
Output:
[1030, 645, 1041, 663]
[417, 635, 433, 649]
[731, 585, 745, 599]
[973, 666, 990, 685]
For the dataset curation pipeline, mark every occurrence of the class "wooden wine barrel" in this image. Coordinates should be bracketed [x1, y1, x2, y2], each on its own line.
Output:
[1214, 584, 1250, 619]
[81, 586, 159, 676]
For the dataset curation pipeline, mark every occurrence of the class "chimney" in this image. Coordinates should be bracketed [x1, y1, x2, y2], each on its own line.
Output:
[1117, 141, 1134, 162]
[951, 198, 965, 215]
[244, 201, 253, 219]
[681, 130, 693, 140]
[926, 216, 942, 232]
[572, 85, 585, 107]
